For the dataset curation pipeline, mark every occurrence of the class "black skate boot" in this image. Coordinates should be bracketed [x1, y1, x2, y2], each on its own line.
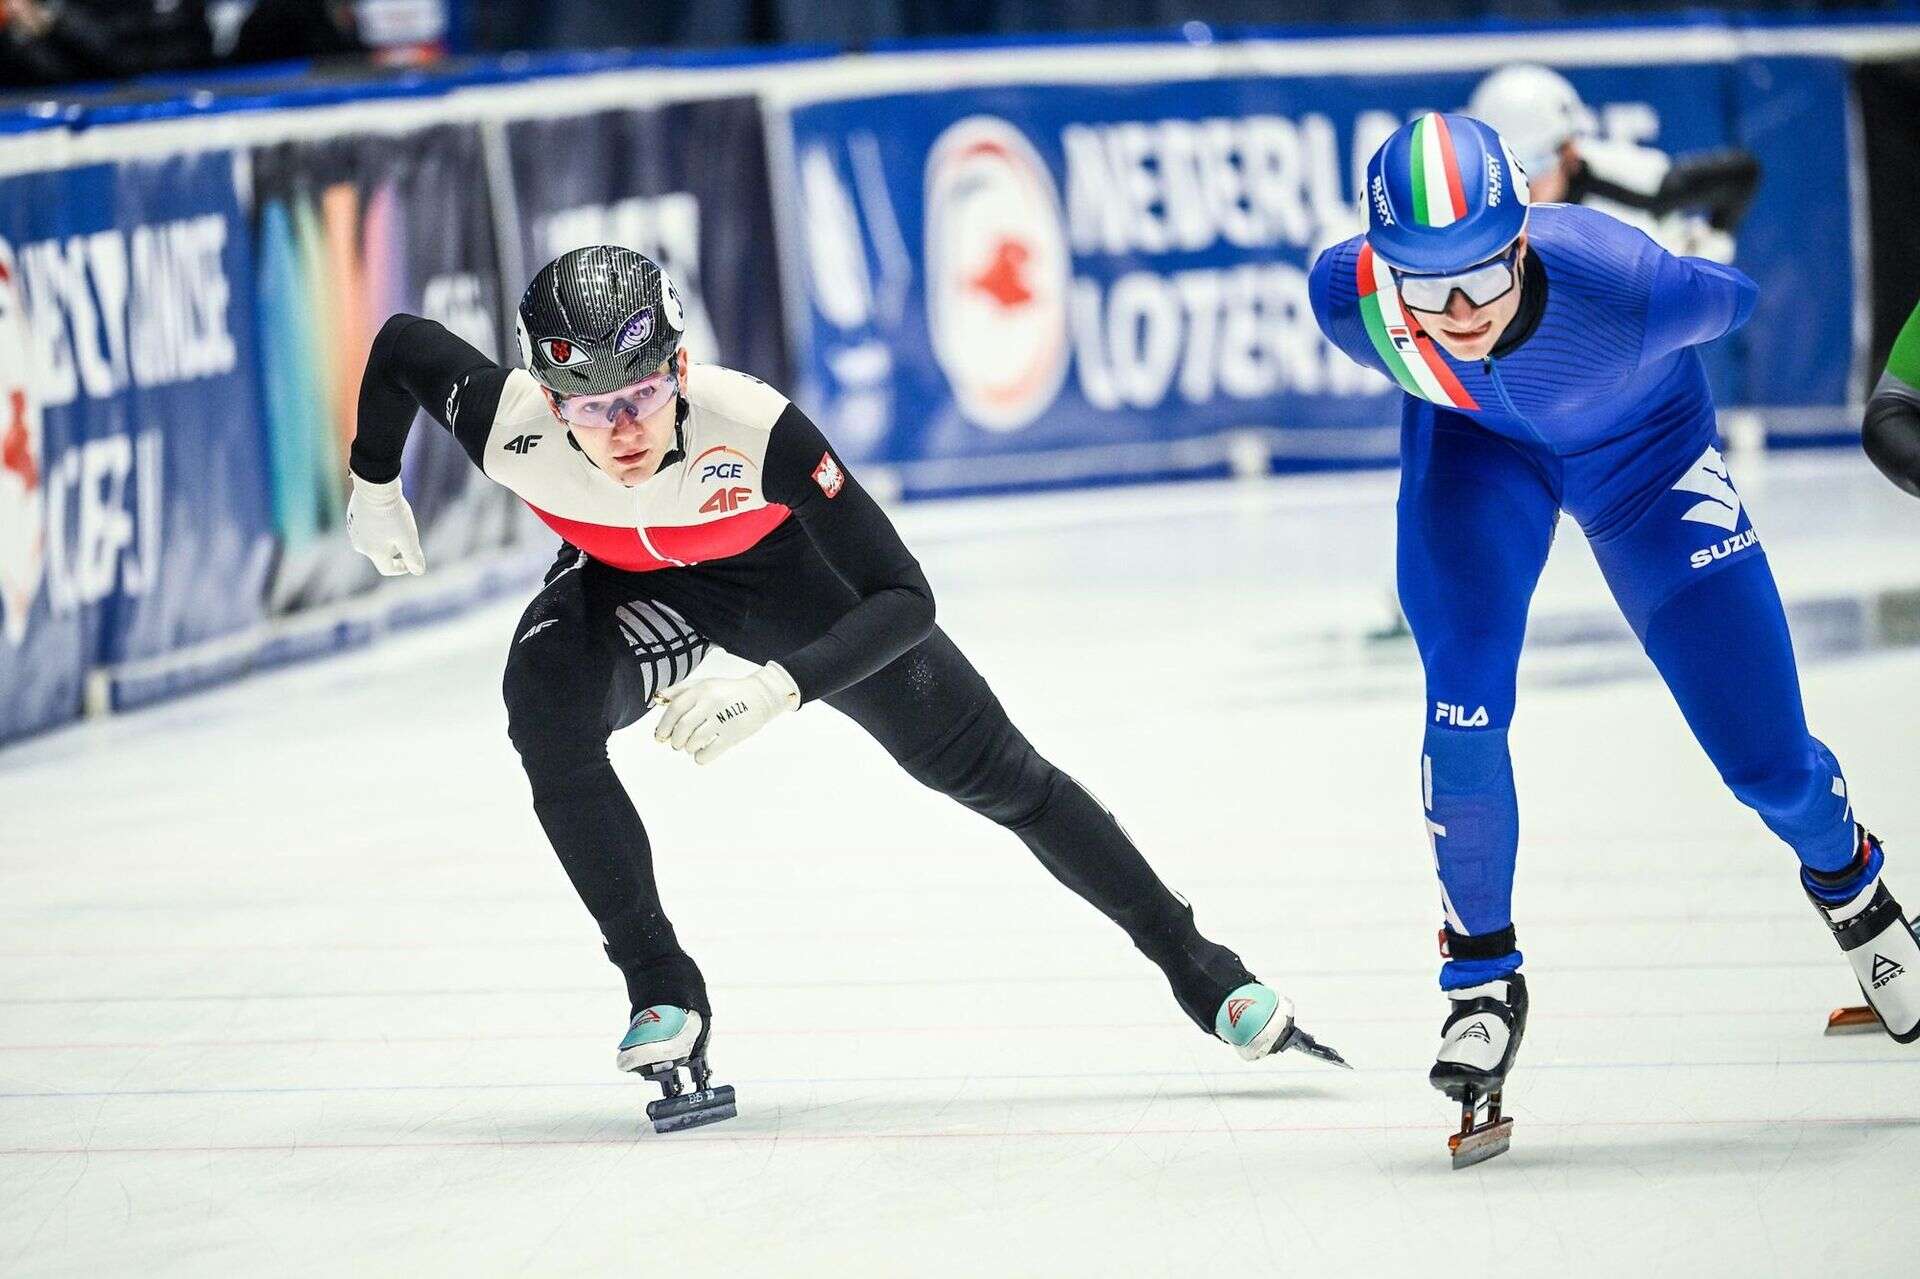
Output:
[1430, 972, 1528, 1169]
[1808, 827, 1920, 1044]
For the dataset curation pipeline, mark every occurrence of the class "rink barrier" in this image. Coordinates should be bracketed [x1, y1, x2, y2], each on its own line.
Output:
[4, 16, 1920, 745]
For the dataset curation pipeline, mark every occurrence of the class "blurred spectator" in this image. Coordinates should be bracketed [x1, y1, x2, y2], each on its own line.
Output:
[225, 0, 364, 64]
[1, 0, 212, 87]
[1468, 63, 1760, 263]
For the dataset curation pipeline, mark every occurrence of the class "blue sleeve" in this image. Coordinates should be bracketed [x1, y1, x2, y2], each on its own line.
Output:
[1308, 238, 1382, 375]
[1639, 250, 1758, 364]
[1307, 246, 1343, 347]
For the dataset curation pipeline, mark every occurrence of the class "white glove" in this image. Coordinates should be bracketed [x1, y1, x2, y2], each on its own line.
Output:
[346, 471, 425, 576]
[653, 662, 801, 765]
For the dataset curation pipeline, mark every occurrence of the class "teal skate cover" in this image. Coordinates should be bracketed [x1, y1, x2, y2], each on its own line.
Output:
[1215, 983, 1277, 1047]
[621, 1006, 690, 1051]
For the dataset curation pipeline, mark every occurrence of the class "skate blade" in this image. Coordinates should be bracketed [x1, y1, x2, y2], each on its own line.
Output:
[1282, 1026, 1353, 1069]
[1825, 1005, 1882, 1036]
[1448, 1117, 1513, 1169]
[646, 1085, 737, 1134]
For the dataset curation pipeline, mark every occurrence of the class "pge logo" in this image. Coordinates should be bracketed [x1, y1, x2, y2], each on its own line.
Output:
[0, 240, 43, 647]
[690, 445, 756, 505]
[924, 116, 1070, 432]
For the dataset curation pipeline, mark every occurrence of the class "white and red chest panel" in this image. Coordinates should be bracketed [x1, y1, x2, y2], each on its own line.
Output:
[480, 364, 792, 572]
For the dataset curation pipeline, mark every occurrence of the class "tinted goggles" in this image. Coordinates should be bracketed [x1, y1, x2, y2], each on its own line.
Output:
[555, 367, 679, 427]
[1392, 245, 1521, 314]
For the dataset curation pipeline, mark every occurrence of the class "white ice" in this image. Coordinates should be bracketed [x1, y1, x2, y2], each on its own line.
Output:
[4, 453, 1920, 1277]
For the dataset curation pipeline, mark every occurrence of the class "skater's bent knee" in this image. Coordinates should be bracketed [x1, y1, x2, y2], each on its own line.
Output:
[901, 704, 1055, 826]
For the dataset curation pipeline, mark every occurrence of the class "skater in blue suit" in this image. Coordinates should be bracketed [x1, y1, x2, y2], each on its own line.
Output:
[1308, 113, 1919, 1164]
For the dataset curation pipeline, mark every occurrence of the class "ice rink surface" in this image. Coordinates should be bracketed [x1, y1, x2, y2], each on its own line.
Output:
[4, 453, 1919, 1277]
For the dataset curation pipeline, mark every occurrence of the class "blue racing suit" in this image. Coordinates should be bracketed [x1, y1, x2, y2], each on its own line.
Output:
[1309, 202, 1858, 988]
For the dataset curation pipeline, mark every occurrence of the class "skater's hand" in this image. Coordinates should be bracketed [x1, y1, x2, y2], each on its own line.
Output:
[346, 472, 425, 576]
[653, 663, 801, 765]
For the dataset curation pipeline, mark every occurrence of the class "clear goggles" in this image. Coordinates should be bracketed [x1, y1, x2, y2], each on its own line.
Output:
[1392, 244, 1521, 314]
[554, 366, 679, 427]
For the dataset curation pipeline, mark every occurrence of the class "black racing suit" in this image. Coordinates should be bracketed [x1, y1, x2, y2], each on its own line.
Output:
[352, 315, 1257, 1032]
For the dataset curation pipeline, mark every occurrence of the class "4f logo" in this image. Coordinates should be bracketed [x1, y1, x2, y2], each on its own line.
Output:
[504, 434, 542, 454]
[699, 486, 752, 514]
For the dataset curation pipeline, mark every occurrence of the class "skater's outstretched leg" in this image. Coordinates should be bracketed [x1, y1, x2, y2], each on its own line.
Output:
[1633, 554, 1855, 871]
[1590, 467, 1916, 1042]
[825, 628, 1342, 1063]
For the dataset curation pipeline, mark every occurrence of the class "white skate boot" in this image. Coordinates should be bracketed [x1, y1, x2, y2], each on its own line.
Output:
[1430, 972, 1528, 1169]
[1809, 828, 1920, 1043]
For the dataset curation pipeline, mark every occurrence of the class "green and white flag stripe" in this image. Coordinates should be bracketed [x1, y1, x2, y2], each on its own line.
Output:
[1355, 243, 1478, 410]
[1409, 113, 1468, 228]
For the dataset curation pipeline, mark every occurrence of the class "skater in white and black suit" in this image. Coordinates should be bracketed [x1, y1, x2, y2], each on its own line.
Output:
[345, 246, 1346, 1129]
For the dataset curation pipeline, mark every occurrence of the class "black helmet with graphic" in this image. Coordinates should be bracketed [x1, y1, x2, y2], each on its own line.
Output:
[514, 245, 686, 396]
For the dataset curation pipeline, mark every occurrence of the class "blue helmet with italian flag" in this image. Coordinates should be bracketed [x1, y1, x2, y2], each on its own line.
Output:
[1363, 112, 1529, 274]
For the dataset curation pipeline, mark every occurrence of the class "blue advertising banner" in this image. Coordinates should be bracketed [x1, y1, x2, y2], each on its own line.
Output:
[0, 152, 273, 742]
[250, 123, 533, 615]
[783, 59, 1853, 492]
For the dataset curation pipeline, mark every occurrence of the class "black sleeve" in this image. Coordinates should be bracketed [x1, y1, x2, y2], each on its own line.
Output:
[1653, 150, 1761, 231]
[350, 313, 511, 483]
[1864, 390, 1920, 500]
[760, 403, 936, 703]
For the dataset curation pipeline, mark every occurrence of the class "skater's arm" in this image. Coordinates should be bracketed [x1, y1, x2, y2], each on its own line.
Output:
[1639, 250, 1758, 362]
[761, 404, 936, 703]
[1655, 150, 1761, 232]
[1864, 306, 1920, 499]
[345, 314, 509, 577]
[350, 313, 509, 482]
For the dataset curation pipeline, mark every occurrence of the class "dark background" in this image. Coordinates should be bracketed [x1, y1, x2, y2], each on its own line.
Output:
[460, 0, 1916, 49]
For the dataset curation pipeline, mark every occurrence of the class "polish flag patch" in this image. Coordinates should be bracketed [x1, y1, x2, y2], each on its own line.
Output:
[1225, 997, 1255, 1028]
[812, 451, 845, 499]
